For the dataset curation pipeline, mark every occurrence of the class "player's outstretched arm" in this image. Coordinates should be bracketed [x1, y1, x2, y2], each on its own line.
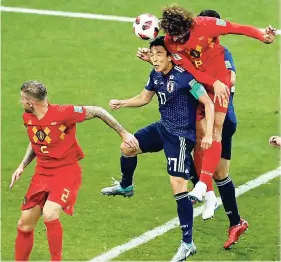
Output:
[206, 17, 276, 44]
[10, 142, 36, 188]
[83, 106, 139, 150]
[109, 89, 155, 110]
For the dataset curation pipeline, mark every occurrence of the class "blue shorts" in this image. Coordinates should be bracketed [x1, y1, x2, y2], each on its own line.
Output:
[221, 94, 237, 160]
[134, 122, 195, 179]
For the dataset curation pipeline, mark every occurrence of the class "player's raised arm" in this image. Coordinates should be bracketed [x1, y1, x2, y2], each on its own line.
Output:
[204, 17, 276, 44]
[83, 106, 139, 150]
[10, 142, 36, 188]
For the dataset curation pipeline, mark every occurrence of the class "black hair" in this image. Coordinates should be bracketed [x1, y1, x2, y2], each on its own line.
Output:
[198, 9, 221, 19]
[149, 36, 170, 55]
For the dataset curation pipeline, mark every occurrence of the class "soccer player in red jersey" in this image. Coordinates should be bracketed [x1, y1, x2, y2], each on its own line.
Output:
[10, 80, 139, 261]
[160, 4, 276, 204]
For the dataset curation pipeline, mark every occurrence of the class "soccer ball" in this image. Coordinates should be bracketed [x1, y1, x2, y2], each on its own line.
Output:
[133, 14, 159, 40]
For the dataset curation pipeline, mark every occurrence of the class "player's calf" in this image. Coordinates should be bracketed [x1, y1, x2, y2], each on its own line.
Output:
[15, 206, 41, 261]
[43, 201, 64, 261]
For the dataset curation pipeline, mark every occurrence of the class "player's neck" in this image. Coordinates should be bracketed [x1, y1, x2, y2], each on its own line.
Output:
[162, 62, 174, 75]
[33, 102, 49, 120]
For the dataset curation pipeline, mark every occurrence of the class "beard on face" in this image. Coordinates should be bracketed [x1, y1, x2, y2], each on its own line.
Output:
[24, 107, 34, 113]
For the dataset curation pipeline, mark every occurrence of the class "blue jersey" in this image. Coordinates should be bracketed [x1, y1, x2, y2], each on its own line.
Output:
[145, 65, 203, 142]
[224, 46, 236, 112]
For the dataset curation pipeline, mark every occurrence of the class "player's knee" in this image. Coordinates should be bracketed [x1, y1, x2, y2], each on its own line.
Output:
[170, 176, 187, 194]
[120, 142, 138, 156]
[42, 209, 59, 222]
[17, 218, 35, 231]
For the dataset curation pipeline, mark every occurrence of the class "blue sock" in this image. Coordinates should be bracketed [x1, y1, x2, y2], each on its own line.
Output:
[215, 175, 240, 227]
[120, 155, 137, 188]
[174, 192, 193, 244]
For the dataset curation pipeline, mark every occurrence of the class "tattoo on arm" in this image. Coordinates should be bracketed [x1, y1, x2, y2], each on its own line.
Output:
[22, 142, 36, 168]
[84, 106, 126, 136]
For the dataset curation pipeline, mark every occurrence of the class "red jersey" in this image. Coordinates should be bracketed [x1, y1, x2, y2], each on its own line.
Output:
[165, 16, 264, 88]
[23, 104, 86, 175]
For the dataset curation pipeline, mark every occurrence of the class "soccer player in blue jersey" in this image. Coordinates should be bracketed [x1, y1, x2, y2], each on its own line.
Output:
[101, 36, 214, 260]
[134, 10, 248, 249]
[197, 9, 248, 249]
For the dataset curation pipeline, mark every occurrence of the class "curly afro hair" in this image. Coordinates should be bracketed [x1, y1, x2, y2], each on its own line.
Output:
[160, 4, 194, 36]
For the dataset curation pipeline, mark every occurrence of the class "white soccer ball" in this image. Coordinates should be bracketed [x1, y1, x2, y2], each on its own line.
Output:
[133, 14, 159, 40]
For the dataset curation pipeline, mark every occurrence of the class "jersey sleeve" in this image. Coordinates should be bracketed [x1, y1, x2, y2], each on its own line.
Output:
[224, 48, 236, 72]
[202, 17, 264, 42]
[58, 105, 86, 125]
[145, 70, 156, 91]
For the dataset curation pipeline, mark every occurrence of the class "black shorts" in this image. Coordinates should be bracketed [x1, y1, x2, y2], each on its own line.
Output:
[134, 122, 195, 179]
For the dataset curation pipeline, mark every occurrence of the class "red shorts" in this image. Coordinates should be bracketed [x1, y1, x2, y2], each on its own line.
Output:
[196, 90, 230, 121]
[21, 162, 82, 215]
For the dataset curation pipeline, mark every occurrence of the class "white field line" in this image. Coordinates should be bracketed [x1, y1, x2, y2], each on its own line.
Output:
[0, 6, 281, 35]
[91, 167, 281, 261]
[0, 6, 135, 22]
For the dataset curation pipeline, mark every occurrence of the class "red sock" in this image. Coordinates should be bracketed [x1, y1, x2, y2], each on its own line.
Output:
[193, 147, 204, 179]
[44, 219, 63, 261]
[200, 141, 222, 191]
[15, 227, 34, 261]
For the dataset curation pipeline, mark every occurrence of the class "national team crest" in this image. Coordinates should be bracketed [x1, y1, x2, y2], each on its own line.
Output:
[167, 81, 175, 93]
[190, 49, 201, 58]
[36, 130, 47, 142]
